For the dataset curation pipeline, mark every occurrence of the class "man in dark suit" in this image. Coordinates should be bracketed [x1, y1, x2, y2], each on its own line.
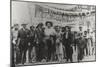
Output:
[28, 25, 36, 63]
[35, 23, 45, 62]
[17, 23, 30, 64]
[62, 26, 73, 62]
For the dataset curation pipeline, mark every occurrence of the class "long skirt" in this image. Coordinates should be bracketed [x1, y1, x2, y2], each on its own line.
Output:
[87, 39, 92, 55]
[56, 43, 64, 61]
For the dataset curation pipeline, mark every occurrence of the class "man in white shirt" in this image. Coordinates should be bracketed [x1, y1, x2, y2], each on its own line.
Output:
[44, 21, 56, 61]
[87, 28, 92, 56]
[78, 26, 84, 36]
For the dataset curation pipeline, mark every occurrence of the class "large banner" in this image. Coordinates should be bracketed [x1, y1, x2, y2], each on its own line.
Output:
[34, 4, 95, 23]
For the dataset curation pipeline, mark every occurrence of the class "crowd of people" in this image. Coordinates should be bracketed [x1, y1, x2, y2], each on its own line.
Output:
[11, 21, 95, 65]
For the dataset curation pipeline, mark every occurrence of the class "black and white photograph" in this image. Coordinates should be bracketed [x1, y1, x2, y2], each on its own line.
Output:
[11, 1, 96, 67]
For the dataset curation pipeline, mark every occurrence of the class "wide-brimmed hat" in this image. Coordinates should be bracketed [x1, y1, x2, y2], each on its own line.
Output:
[45, 21, 53, 26]
[36, 23, 43, 28]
